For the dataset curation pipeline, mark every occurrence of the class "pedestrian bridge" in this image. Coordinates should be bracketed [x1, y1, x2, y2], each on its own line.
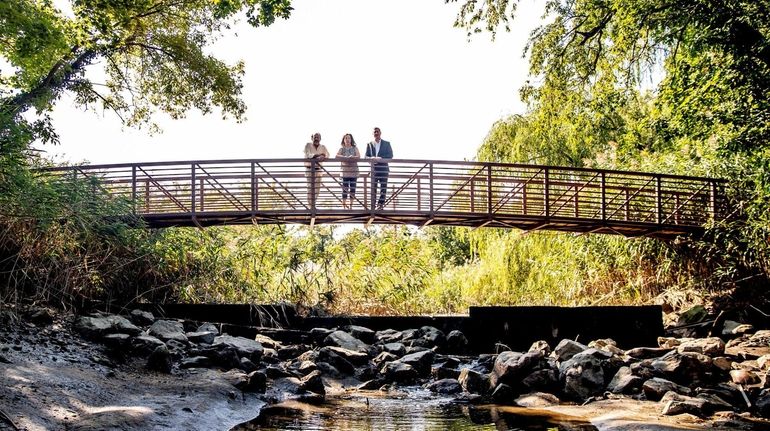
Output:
[44, 158, 726, 239]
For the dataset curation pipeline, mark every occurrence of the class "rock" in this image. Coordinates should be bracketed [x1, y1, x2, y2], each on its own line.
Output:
[373, 351, 399, 368]
[102, 333, 131, 352]
[129, 309, 155, 326]
[660, 391, 707, 416]
[320, 346, 369, 366]
[149, 320, 188, 343]
[560, 352, 605, 401]
[299, 370, 325, 395]
[253, 334, 282, 350]
[757, 355, 770, 371]
[490, 350, 543, 388]
[658, 337, 688, 349]
[528, 340, 551, 357]
[398, 350, 434, 376]
[315, 362, 343, 378]
[358, 379, 386, 390]
[196, 322, 219, 334]
[521, 368, 559, 393]
[626, 347, 673, 359]
[446, 330, 469, 353]
[265, 365, 293, 379]
[553, 339, 587, 361]
[588, 339, 623, 356]
[730, 369, 760, 385]
[223, 369, 250, 390]
[190, 345, 241, 369]
[186, 331, 217, 345]
[344, 325, 376, 344]
[179, 356, 211, 369]
[426, 378, 462, 394]
[131, 334, 166, 354]
[515, 392, 561, 407]
[457, 368, 489, 394]
[642, 377, 691, 401]
[276, 344, 307, 360]
[382, 342, 406, 357]
[756, 389, 770, 418]
[239, 357, 257, 373]
[212, 335, 263, 362]
[317, 347, 356, 374]
[309, 327, 334, 344]
[146, 344, 172, 373]
[432, 364, 460, 380]
[491, 383, 515, 404]
[323, 330, 369, 354]
[607, 366, 642, 394]
[247, 371, 267, 392]
[75, 315, 141, 338]
[420, 326, 446, 349]
[297, 360, 318, 375]
[380, 361, 418, 384]
[677, 337, 725, 356]
[375, 329, 403, 344]
[355, 364, 378, 381]
[712, 356, 732, 371]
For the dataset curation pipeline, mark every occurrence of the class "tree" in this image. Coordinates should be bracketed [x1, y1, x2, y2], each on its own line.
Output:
[1, 0, 293, 157]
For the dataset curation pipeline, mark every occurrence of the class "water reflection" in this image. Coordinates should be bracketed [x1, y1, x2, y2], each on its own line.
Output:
[233, 390, 597, 431]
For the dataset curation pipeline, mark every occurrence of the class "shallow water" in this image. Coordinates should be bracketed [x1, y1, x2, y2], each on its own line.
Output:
[233, 390, 598, 431]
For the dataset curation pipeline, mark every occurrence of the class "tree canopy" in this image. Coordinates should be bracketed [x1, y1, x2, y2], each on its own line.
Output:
[1, 0, 293, 157]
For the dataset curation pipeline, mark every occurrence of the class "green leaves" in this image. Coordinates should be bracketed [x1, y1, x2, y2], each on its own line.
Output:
[1, 0, 293, 156]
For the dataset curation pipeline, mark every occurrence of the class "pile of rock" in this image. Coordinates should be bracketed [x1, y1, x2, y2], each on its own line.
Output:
[74, 311, 770, 419]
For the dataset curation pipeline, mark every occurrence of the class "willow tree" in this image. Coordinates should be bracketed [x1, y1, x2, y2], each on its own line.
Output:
[448, 0, 770, 292]
[1, 0, 293, 157]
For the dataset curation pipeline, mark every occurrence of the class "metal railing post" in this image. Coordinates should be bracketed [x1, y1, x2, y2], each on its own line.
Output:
[487, 164, 492, 217]
[131, 165, 137, 215]
[429, 163, 434, 213]
[710, 180, 717, 222]
[656, 175, 662, 224]
[191, 163, 196, 214]
[251, 162, 257, 212]
[544, 168, 550, 218]
[600, 172, 606, 221]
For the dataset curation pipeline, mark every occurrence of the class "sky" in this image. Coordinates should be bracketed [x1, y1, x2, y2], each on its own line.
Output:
[44, 0, 543, 165]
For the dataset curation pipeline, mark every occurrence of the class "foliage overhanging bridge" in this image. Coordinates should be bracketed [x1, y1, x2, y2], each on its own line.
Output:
[44, 158, 726, 239]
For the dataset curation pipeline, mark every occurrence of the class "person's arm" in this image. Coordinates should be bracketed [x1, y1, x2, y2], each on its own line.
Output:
[322, 145, 330, 159]
[337, 147, 344, 158]
[365, 143, 372, 158]
[353, 147, 361, 158]
[303, 143, 313, 158]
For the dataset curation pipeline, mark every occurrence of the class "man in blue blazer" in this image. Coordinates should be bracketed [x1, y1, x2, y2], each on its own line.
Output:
[365, 127, 393, 210]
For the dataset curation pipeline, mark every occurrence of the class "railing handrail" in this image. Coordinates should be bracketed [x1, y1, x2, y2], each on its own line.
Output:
[39, 158, 726, 183]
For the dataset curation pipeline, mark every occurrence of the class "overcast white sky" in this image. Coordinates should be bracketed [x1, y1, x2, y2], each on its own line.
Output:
[44, 0, 542, 165]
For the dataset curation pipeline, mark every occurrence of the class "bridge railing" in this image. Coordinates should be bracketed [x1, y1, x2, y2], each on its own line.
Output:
[41, 158, 725, 233]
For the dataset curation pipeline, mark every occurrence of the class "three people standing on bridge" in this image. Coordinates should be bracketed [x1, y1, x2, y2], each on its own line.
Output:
[303, 132, 329, 208]
[365, 127, 393, 210]
[304, 127, 392, 210]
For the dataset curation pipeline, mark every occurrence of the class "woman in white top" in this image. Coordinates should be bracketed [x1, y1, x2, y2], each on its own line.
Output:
[336, 133, 360, 209]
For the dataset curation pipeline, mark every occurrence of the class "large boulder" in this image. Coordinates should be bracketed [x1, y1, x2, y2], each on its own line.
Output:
[490, 350, 543, 388]
[75, 315, 141, 338]
[212, 335, 264, 362]
[149, 320, 188, 343]
[323, 330, 370, 354]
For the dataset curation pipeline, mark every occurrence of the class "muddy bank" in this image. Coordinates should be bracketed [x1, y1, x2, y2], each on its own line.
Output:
[0, 311, 263, 431]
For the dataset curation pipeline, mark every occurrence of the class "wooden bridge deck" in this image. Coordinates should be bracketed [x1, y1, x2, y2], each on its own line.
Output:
[44, 158, 726, 239]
